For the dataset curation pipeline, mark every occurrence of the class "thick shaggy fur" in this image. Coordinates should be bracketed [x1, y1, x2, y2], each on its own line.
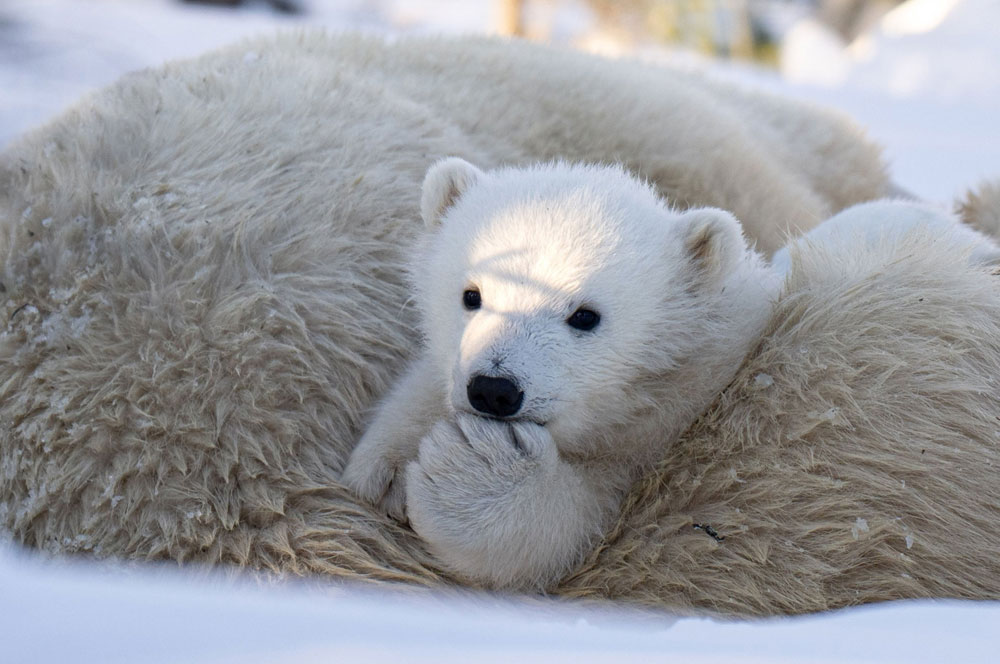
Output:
[960, 179, 1000, 239]
[5, 32, 994, 615]
[344, 160, 779, 589]
[561, 226, 1000, 614]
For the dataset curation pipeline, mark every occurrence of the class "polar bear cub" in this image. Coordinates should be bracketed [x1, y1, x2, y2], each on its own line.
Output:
[342, 159, 780, 589]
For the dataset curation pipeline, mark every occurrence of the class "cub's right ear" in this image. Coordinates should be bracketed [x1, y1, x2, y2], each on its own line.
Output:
[421, 157, 483, 228]
[675, 207, 747, 281]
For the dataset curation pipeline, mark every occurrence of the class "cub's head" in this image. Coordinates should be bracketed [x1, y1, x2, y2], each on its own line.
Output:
[415, 159, 776, 454]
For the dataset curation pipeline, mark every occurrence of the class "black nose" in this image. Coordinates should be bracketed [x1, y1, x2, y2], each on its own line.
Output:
[467, 375, 524, 418]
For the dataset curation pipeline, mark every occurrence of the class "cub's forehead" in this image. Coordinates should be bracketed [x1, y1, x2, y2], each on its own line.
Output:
[440, 166, 673, 275]
[467, 200, 626, 268]
[422, 165, 693, 312]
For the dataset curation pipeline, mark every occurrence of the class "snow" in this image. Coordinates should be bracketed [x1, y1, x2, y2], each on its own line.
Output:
[852, 0, 998, 102]
[1, 544, 998, 663]
[2, 1, 1000, 659]
[773, 0, 1000, 201]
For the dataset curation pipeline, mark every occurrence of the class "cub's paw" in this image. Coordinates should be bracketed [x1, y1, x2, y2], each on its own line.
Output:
[405, 414, 558, 585]
[340, 434, 410, 522]
[410, 414, 555, 497]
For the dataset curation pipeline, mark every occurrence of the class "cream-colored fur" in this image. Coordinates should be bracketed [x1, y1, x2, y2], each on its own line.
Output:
[9, 31, 994, 615]
[344, 160, 779, 588]
[959, 179, 1000, 239]
[312, 37, 887, 256]
[562, 213, 1000, 615]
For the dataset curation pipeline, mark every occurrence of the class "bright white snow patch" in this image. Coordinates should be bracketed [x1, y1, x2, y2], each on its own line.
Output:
[882, 0, 963, 36]
[780, 19, 850, 87]
[1, 544, 999, 663]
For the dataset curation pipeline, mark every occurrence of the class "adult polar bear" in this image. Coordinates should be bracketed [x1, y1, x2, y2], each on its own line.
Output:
[0, 31, 923, 613]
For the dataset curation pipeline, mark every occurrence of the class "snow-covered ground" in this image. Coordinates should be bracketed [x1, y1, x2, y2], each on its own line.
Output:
[2, 1, 1000, 660]
[3, 544, 999, 663]
[774, 0, 1000, 204]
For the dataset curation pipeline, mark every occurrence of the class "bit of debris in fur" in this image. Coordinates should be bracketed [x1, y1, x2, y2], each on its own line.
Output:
[693, 523, 725, 542]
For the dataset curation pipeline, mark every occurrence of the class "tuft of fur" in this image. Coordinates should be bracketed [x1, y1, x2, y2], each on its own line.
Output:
[959, 179, 1000, 239]
[773, 199, 1000, 275]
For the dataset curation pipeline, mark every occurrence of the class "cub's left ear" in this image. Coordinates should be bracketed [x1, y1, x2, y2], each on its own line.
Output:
[420, 157, 484, 228]
[676, 208, 747, 279]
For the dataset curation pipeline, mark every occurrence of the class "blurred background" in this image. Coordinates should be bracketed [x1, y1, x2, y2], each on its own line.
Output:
[0, 0, 997, 202]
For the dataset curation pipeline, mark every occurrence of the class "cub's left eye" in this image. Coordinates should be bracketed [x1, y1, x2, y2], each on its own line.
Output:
[567, 308, 600, 331]
[463, 289, 482, 310]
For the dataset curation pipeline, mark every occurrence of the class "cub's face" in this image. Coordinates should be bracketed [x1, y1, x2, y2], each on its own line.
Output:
[415, 159, 753, 452]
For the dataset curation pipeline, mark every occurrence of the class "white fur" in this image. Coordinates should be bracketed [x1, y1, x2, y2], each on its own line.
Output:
[342, 160, 780, 589]
[772, 200, 1000, 276]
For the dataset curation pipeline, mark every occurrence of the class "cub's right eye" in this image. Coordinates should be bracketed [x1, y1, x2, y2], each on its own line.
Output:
[462, 289, 482, 310]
